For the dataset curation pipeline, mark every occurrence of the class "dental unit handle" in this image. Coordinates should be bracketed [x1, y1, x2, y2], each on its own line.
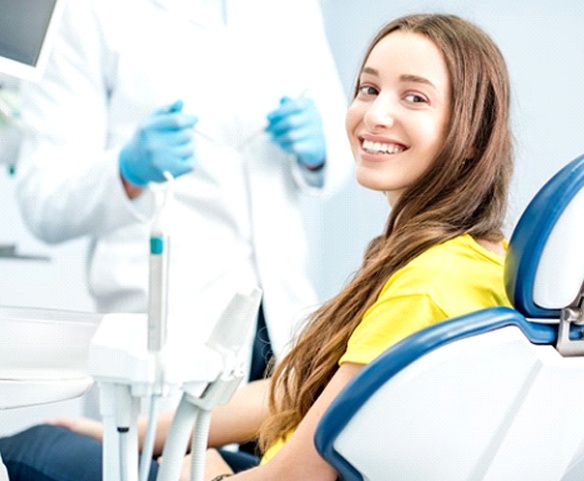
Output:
[148, 172, 174, 356]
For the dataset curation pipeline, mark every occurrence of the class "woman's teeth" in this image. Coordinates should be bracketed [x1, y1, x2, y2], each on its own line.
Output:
[362, 139, 405, 154]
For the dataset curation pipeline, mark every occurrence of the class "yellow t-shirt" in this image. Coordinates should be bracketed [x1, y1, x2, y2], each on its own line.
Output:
[339, 234, 511, 365]
[262, 234, 511, 463]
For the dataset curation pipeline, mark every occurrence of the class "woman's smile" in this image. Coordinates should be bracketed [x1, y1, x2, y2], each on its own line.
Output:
[346, 30, 451, 206]
[361, 138, 408, 156]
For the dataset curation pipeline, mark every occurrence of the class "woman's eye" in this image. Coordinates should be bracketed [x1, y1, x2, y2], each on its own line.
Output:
[358, 85, 378, 96]
[404, 93, 427, 103]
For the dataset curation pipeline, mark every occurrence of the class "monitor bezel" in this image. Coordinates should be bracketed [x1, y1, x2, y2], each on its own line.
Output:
[0, 0, 66, 82]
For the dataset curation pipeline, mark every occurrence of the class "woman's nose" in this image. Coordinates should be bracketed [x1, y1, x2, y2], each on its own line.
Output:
[363, 95, 396, 130]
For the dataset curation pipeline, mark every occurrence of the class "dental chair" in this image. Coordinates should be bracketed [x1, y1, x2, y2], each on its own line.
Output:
[314, 153, 584, 481]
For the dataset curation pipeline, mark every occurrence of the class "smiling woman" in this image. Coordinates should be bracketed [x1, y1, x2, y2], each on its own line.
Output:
[346, 30, 452, 204]
[253, 12, 513, 480]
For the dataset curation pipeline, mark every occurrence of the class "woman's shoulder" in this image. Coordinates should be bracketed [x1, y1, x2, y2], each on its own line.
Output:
[380, 234, 506, 298]
[411, 234, 505, 269]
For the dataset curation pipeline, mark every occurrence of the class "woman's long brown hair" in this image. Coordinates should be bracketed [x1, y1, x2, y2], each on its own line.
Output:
[258, 13, 513, 452]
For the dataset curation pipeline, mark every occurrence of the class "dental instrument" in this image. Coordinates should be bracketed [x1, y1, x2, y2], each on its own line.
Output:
[139, 170, 173, 481]
[238, 88, 310, 150]
[193, 127, 219, 145]
[148, 171, 173, 383]
[88, 170, 262, 481]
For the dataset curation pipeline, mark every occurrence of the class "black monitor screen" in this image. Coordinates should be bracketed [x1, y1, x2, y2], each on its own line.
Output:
[0, 0, 57, 67]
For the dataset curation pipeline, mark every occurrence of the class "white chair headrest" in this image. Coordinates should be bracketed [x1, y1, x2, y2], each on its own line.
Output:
[506, 154, 584, 318]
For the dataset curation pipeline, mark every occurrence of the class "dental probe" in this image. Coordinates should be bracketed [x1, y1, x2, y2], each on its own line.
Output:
[193, 127, 218, 145]
[164, 99, 218, 146]
[237, 87, 309, 150]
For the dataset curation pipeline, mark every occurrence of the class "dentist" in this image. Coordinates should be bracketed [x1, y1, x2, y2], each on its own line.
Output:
[15, 0, 352, 392]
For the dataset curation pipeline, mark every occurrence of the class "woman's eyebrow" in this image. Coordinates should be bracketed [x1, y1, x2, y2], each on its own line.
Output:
[361, 66, 379, 76]
[399, 73, 436, 90]
[361, 67, 437, 90]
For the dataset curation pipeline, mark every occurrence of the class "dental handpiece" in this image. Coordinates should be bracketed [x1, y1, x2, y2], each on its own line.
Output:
[148, 227, 168, 353]
[147, 172, 174, 354]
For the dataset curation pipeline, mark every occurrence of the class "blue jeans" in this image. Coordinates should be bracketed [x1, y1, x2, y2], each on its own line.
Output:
[0, 424, 156, 481]
[0, 424, 259, 481]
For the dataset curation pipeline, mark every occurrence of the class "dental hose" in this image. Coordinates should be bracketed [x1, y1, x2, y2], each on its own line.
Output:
[138, 395, 161, 481]
[156, 395, 200, 481]
[189, 409, 212, 481]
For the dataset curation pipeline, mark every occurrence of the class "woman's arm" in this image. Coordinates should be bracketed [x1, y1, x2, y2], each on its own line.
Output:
[49, 379, 271, 457]
[208, 362, 363, 481]
[207, 379, 270, 448]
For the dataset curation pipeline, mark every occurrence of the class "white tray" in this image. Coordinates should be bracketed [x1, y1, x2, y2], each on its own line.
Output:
[0, 306, 102, 408]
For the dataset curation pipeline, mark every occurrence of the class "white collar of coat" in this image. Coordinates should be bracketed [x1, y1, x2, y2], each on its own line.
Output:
[151, 0, 227, 27]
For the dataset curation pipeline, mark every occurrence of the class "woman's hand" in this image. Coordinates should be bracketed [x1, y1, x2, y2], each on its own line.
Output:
[165, 448, 232, 481]
[46, 417, 104, 441]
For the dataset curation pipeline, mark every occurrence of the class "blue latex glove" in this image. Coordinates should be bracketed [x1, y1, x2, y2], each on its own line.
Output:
[265, 96, 326, 169]
[119, 100, 198, 186]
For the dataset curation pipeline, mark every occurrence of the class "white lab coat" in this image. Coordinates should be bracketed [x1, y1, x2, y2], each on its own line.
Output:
[15, 0, 353, 366]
